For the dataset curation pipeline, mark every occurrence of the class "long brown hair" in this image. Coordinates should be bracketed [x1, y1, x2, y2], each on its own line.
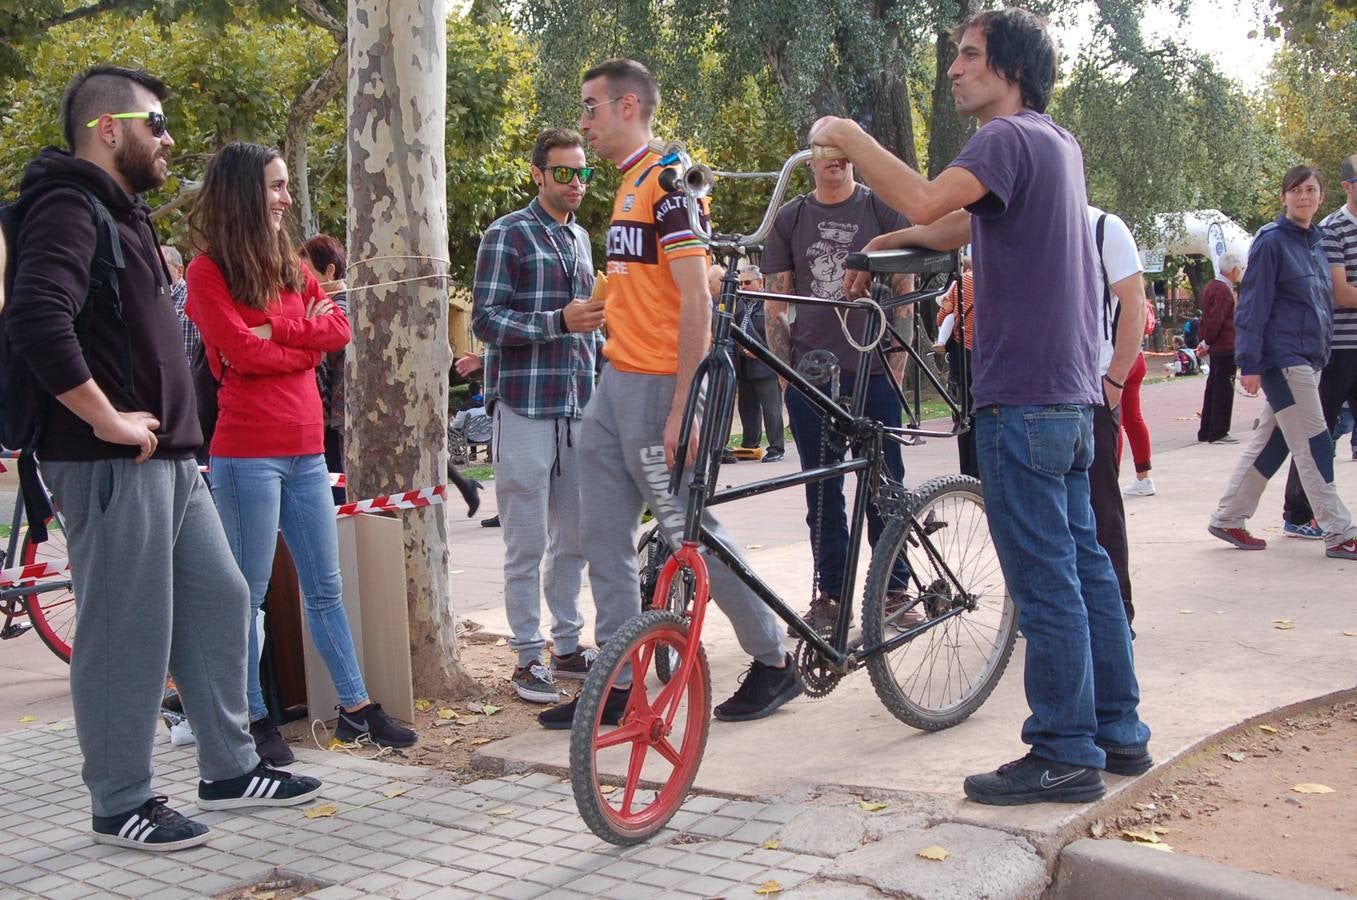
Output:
[187, 142, 304, 310]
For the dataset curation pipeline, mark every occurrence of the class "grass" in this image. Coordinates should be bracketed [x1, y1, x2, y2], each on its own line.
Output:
[459, 465, 493, 482]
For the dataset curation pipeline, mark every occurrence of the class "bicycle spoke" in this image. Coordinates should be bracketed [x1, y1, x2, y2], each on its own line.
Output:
[653, 735, 683, 767]
[619, 736, 650, 815]
[595, 722, 646, 751]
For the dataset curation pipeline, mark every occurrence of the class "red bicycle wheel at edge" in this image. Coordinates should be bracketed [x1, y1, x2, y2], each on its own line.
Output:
[569, 609, 712, 844]
[21, 518, 76, 664]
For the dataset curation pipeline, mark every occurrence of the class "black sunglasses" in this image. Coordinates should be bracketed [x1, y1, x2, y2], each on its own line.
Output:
[85, 110, 169, 138]
[550, 165, 595, 185]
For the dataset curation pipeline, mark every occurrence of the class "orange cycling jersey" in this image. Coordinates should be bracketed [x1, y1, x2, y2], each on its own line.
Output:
[602, 147, 711, 375]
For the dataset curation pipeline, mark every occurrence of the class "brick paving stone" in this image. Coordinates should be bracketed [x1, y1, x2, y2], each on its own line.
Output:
[387, 881, 439, 899]
[679, 873, 742, 898]
[308, 887, 366, 900]
[595, 859, 650, 881]
[557, 831, 609, 852]
[445, 832, 500, 853]
[297, 833, 348, 854]
[694, 839, 754, 861]
[720, 800, 768, 821]
[393, 838, 441, 859]
[353, 829, 405, 851]
[43, 882, 101, 900]
[142, 886, 201, 900]
[348, 871, 405, 892]
[486, 855, 541, 879]
[14, 872, 76, 893]
[312, 861, 368, 883]
[522, 842, 579, 866]
[689, 815, 746, 839]
[455, 870, 512, 894]
[709, 858, 767, 883]
[420, 888, 478, 899]
[485, 819, 536, 840]
[729, 819, 782, 845]
[666, 850, 726, 875]
[514, 773, 562, 790]
[386, 858, 439, 880]
[680, 795, 729, 815]
[750, 803, 802, 824]
[13, 843, 65, 865]
[119, 877, 174, 896]
[563, 872, 622, 895]
[487, 877, 555, 900]
[622, 843, 685, 867]
[409, 843, 473, 867]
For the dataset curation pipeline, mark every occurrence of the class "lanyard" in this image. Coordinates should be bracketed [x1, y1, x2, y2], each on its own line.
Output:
[536, 209, 578, 295]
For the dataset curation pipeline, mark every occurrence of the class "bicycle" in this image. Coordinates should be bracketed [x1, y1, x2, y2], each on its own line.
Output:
[0, 449, 76, 663]
[569, 144, 1017, 844]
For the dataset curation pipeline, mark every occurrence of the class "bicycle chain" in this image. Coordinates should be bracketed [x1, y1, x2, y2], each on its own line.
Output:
[794, 638, 843, 699]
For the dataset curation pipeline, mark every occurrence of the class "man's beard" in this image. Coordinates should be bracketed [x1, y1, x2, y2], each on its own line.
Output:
[115, 139, 165, 194]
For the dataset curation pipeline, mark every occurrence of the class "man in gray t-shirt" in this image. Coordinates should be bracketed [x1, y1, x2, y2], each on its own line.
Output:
[762, 158, 911, 631]
[809, 7, 1150, 806]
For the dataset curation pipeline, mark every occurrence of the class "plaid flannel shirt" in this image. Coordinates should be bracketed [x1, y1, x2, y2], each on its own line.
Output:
[472, 198, 599, 419]
[171, 278, 200, 361]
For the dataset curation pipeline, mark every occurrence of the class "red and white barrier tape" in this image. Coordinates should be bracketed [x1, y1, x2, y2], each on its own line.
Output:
[0, 480, 442, 586]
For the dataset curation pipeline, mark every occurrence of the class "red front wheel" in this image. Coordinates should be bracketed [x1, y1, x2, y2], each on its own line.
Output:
[570, 609, 711, 844]
[22, 517, 76, 664]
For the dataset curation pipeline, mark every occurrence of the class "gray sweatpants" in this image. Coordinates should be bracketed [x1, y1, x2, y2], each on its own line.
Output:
[1209, 365, 1357, 548]
[580, 365, 785, 666]
[492, 402, 587, 666]
[45, 458, 257, 817]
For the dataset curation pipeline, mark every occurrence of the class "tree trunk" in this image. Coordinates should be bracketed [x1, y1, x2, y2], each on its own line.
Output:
[346, 0, 478, 699]
[285, 44, 347, 239]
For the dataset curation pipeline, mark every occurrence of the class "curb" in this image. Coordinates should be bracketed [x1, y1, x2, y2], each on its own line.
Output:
[1051, 839, 1348, 899]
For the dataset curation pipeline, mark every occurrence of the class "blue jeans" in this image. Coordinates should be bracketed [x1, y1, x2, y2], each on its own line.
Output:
[211, 454, 367, 722]
[974, 404, 1150, 767]
[785, 371, 907, 598]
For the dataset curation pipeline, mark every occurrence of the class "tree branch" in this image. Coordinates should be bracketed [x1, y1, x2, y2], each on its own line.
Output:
[2, 0, 128, 41]
[294, 0, 344, 36]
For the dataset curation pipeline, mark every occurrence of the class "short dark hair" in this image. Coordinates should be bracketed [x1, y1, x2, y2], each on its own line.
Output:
[532, 128, 585, 170]
[1340, 155, 1357, 183]
[1281, 163, 1322, 195]
[582, 58, 659, 122]
[302, 234, 347, 280]
[61, 65, 170, 151]
[953, 8, 1057, 114]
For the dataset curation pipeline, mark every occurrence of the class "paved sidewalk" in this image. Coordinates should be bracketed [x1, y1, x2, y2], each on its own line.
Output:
[0, 723, 1043, 898]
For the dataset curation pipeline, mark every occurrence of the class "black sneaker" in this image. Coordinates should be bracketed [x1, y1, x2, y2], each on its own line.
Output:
[335, 702, 417, 747]
[199, 762, 322, 810]
[721, 449, 738, 464]
[538, 685, 630, 731]
[511, 661, 560, 704]
[92, 797, 209, 852]
[713, 654, 802, 722]
[963, 754, 1105, 806]
[551, 647, 598, 681]
[1100, 743, 1154, 776]
[762, 447, 785, 463]
[249, 718, 295, 766]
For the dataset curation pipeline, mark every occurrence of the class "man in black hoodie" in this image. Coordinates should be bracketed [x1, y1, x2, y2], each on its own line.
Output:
[6, 65, 321, 852]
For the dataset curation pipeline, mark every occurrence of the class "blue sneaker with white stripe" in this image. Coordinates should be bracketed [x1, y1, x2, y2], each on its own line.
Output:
[1282, 519, 1325, 540]
[197, 762, 323, 810]
[92, 796, 209, 851]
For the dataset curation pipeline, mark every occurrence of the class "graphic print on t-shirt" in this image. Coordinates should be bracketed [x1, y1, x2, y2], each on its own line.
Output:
[806, 220, 861, 302]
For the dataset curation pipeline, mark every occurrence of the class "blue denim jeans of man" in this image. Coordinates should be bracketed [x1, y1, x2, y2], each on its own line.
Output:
[211, 453, 367, 723]
[785, 371, 907, 598]
[974, 404, 1150, 768]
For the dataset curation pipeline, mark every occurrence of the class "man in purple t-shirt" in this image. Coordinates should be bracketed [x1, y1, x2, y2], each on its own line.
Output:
[810, 7, 1150, 806]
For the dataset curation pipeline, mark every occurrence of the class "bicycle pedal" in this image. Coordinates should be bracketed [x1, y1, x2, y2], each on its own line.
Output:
[1, 622, 33, 640]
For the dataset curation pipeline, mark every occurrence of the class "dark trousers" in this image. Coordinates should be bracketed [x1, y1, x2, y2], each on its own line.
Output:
[1197, 352, 1237, 442]
[948, 345, 979, 478]
[786, 372, 906, 598]
[1283, 349, 1357, 524]
[1089, 399, 1134, 623]
[737, 375, 785, 451]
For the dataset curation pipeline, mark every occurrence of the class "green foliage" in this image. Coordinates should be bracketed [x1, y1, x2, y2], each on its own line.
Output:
[1264, 21, 1357, 193]
[1052, 32, 1284, 241]
[1263, 0, 1356, 42]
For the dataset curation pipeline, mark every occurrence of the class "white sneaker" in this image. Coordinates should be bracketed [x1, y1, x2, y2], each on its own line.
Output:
[1122, 477, 1156, 496]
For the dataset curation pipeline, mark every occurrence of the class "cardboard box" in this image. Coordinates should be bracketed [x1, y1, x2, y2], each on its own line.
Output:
[301, 512, 415, 725]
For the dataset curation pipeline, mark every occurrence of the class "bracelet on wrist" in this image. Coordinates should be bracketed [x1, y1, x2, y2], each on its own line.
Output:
[1103, 374, 1124, 390]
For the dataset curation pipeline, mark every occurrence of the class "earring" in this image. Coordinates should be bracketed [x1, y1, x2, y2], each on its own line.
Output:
[110, 139, 116, 146]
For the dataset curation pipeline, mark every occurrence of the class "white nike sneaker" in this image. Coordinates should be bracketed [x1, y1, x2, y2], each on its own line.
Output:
[1122, 477, 1156, 497]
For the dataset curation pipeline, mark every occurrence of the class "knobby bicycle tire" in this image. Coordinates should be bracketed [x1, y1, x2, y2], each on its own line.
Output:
[862, 474, 1016, 730]
[21, 518, 76, 664]
[570, 609, 711, 845]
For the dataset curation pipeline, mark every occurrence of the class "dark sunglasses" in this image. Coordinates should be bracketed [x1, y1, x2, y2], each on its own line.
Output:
[85, 110, 170, 138]
[550, 165, 594, 185]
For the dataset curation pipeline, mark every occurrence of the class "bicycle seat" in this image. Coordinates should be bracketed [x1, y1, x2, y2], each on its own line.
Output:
[846, 248, 958, 276]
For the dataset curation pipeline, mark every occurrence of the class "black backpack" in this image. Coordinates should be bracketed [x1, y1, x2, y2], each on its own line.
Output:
[0, 177, 130, 540]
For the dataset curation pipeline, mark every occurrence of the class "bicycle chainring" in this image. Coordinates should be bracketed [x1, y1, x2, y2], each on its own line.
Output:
[795, 639, 844, 699]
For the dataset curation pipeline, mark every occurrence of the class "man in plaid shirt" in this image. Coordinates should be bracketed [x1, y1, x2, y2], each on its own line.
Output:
[162, 244, 198, 362]
[472, 128, 605, 705]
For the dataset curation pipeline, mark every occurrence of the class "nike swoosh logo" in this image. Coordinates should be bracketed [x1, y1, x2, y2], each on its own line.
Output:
[340, 713, 367, 731]
[1041, 769, 1086, 789]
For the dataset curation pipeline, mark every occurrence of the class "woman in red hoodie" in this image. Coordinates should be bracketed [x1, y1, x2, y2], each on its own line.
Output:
[185, 142, 415, 764]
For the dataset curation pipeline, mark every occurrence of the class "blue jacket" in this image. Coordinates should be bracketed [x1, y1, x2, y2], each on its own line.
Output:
[1234, 214, 1333, 375]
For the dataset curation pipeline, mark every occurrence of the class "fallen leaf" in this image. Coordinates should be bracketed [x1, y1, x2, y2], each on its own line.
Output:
[17, 715, 37, 723]
[1272, 618, 1293, 624]
[1292, 783, 1335, 794]
[480, 704, 501, 716]
[490, 807, 513, 816]
[600, 785, 619, 795]
[1344, 631, 1357, 637]
[1141, 842, 1174, 853]
[327, 738, 351, 750]
[1121, 828, 1161, 844]
[383, 787, 408, 799]
[917, 845, 949, 861]
[438, 708, 458, 720]
[1259, 725, 1278, 734]
[746, 544, 764, 550]
[252, 892, 276, 900]
[1215, 610, 1226, 615]
[414, 699, 433, 712]
[761, 838, 781, 850]
[1151, 826, 1170, 835]
[753, 881, 782, 895]
[859, 800, 887, 812]
[303, 804, 338, 819]
[494, 637, 507, 646]
[1225, 751, 1247, 762]
[1274, 622, 1296, 630]
[442, 737, 458, 746]
[50, 724, 67, 732]
[472, 738, 494, 746]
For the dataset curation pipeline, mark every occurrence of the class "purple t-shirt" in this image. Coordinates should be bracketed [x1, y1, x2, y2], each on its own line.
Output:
[947, 109, 1102, 408]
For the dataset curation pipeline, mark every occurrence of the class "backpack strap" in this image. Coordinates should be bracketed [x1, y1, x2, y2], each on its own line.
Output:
[1095, 213, 1113, 342]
